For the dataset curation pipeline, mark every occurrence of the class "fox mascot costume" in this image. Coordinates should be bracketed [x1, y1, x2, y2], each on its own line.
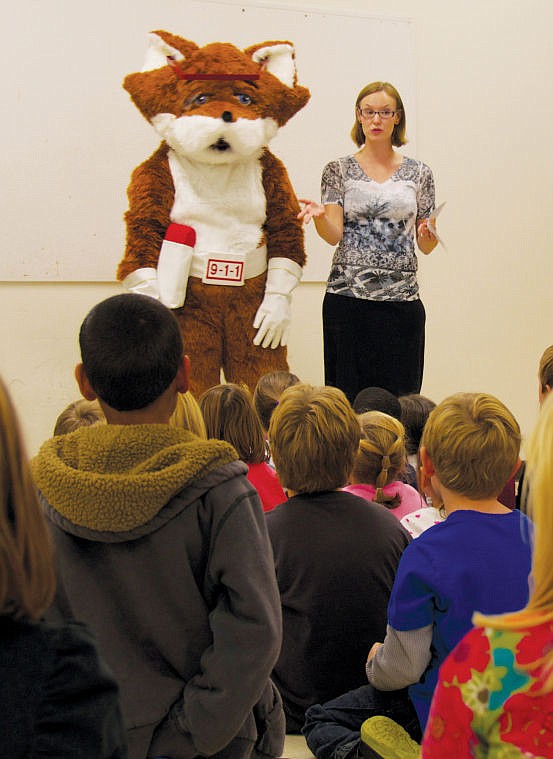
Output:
[117, 31, 310, 396]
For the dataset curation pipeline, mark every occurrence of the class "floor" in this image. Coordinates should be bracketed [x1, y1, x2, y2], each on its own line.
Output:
[282, 734, 315, 759]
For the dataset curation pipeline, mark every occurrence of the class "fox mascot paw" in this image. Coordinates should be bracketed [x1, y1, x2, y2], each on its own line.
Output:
[116, 31, 310, 396]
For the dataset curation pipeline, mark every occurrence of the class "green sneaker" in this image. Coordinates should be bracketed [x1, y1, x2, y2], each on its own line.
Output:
[360, 716, 421, 759]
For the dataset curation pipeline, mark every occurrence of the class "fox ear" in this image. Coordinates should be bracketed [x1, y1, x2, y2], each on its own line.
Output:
[141, 31, 186, 72]
[248, 42, 297, 88]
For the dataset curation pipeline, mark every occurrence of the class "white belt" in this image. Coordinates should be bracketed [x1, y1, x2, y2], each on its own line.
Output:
[190, 245, 267, 281]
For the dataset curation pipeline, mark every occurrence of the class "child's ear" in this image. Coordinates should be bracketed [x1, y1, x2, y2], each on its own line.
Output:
[420, 446, 436, 479]
[176, 355, 190, 394]
[75, 363, 97, 401]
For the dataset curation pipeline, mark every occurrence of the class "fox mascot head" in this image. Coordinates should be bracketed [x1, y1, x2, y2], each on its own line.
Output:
[117, 31, 310, 397]
[124, 31, 310, 164]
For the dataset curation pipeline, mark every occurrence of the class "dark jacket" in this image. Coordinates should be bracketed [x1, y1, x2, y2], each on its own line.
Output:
[0, 617, 126, 758]
[266, 490, 410, 732]
[32, 424, 284, 759]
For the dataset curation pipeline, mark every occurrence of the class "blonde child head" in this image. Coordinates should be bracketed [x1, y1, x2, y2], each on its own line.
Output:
[170, 391, 207, 438]
[53, 398, 105, 436]
[421, 392, 520, 499]
[474, 393, 553, 643]
[269, 384, 360, 493]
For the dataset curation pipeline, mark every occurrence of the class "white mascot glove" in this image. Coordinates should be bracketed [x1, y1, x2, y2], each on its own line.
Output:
[157, 224, 196, 308]
[253, 258, 303, 349]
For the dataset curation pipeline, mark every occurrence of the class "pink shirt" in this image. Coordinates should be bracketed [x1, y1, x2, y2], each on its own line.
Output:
[343, 481, 425, 521]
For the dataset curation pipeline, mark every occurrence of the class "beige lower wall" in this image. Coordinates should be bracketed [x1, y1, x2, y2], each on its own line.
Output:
[0, 280, 327, 455]
[0, 275, 542, 457]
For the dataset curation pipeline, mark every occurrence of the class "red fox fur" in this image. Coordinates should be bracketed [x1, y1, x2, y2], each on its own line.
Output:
[116, 31, 310, 396]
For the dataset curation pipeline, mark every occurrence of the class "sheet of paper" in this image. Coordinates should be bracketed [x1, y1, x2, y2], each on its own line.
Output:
[427, 201, 447, 250]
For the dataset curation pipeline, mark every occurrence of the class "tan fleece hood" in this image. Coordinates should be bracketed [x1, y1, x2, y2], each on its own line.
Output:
[32, 424, 238, 532]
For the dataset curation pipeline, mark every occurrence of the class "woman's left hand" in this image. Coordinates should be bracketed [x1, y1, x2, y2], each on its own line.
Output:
[417, 217, 438, 254]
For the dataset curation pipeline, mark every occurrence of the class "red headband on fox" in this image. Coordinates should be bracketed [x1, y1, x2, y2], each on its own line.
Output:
[167, 56, 261, 81]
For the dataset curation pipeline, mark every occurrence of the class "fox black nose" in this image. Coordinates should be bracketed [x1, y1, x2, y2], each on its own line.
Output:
[221, 111, 233, 123]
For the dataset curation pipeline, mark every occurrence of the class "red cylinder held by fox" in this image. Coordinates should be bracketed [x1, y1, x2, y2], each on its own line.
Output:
[117, 30, 310, 396]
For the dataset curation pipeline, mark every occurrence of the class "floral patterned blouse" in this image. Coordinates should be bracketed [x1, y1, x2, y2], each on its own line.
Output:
[321, 155, 435, 302]
[422, 619, 553, 758]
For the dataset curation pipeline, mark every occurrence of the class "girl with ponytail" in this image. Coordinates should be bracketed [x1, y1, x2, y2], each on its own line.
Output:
[344, 410, 424, 520]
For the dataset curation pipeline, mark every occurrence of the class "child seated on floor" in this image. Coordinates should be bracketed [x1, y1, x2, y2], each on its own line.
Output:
[362, 393, 553, 758]
[343, 411, 425, 520]
[170, 390, 207, 438]
[200, 382, 286, 511]
[0, 375, 126, 757]
[421, 391, 553, 757]
[399, 452, 445, 538]
[266, 384, 410, 734]
[302, 392, 532, 759]
[253, 370, 301, 434]
[398, 394, 435, 473]
[351, 390, 417, 489]
[53, 398, 105, 435]
[353, 387, 402, 418]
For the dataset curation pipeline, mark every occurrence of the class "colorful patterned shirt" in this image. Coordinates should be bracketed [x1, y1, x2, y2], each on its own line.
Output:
[423, 619, 553, 758]
[321, 155, 435, 302]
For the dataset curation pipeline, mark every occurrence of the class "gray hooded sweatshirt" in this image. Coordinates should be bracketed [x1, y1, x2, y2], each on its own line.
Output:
[32, 424, 284, 759]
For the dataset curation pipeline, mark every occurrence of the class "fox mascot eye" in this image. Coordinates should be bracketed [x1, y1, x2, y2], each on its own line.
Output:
[235, 93, 253, 105]
[117, 32, 310, 397]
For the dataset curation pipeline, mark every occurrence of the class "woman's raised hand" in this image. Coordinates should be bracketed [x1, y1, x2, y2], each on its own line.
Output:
[297, 198, 326, 224]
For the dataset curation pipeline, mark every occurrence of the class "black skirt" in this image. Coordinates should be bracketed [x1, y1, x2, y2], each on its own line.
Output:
[322, 292, 425, 403]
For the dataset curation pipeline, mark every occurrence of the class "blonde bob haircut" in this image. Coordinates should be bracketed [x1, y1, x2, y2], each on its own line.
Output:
[473, 392, 553, 688]
[351, 81, 407, 148]
[269, 384, 361, 494]
[170, 391, 207, 439]
[199, 383, 267, 464]
[421, 392, 520, 500]
[539, 345, 553, 392]
[0, 376, 56, 619]
[352, 411, 406, 508]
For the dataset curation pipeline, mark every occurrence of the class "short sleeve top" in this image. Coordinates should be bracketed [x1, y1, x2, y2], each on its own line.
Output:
[321, 155, 435, 302]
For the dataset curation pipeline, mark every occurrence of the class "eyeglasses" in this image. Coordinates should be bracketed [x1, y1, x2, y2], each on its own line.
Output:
[358, 108, 398, 120]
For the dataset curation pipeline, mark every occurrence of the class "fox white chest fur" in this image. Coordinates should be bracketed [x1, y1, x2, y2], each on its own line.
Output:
[168, 149, 266, 256]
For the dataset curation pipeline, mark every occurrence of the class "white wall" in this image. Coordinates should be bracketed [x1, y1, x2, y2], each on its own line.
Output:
[2, 0, 552, 454]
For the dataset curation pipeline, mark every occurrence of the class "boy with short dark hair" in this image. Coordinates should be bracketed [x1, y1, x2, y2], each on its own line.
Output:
[32, 294, 284, 759]
[303, 392, 532, 759]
